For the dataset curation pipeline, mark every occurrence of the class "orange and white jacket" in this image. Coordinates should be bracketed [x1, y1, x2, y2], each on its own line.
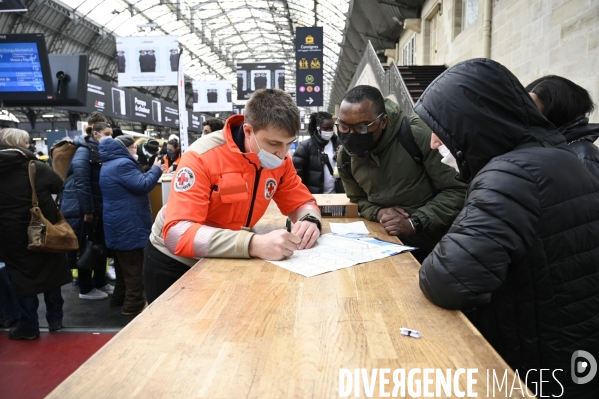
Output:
[149, 115, 321, 262]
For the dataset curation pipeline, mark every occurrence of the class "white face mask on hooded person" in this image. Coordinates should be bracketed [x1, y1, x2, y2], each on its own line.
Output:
[253, 132, 284, 170]
[438, 144, 459, 172]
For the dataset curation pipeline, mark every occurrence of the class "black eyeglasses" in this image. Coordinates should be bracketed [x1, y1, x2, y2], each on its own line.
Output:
[335, 113, 385, 134]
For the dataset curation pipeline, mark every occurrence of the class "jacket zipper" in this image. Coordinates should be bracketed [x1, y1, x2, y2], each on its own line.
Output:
[245, 166, 262, 227]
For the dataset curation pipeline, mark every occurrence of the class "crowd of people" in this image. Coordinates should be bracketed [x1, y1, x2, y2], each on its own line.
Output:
[0, 59, 598, 397]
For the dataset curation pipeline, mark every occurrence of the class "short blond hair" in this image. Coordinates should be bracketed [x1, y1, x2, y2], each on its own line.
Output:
[0, 128, 29, 148]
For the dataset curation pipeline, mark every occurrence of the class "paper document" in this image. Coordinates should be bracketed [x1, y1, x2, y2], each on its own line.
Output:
[329, 221, 370, 235]
[268, 234, 415, 278]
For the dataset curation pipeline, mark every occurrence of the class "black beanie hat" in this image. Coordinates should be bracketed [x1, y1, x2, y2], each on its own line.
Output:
[116, 135, 135, 148]
[145, 139, 159, 152]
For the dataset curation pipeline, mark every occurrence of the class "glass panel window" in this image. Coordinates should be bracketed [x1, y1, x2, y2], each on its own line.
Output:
[401, 35, 416, 66]
[461, 0, 479, 31]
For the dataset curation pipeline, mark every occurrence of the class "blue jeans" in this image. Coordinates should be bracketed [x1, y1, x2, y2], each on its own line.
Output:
[16, 287, 64, 335]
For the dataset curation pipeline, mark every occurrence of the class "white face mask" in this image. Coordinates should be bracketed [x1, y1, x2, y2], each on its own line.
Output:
[438, 144, 459, 172]
[253, 132, 284, 169]
[132, 154, 139, 161]
[318, 127, 334, 141]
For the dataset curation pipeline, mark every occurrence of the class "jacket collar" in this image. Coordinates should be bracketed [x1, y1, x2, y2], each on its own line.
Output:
[560, 117, 599, 143]
[222, 114, 260, 167]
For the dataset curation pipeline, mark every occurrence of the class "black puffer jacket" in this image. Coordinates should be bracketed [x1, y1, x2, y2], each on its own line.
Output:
[415, 59, 599, 399]
[0, 146, 71, 298]
[560, 117, 599, 178]
[292, 134, 340, 194]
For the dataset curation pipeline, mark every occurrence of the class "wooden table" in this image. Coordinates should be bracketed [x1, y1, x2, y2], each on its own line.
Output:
[47, 207, 531, 398]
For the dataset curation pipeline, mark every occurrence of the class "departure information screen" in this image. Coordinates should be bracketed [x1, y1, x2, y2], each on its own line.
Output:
[0, 42, 46, 92]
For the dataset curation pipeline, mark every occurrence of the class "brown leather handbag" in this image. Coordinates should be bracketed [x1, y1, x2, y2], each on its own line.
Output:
[27, 161, 79, 253]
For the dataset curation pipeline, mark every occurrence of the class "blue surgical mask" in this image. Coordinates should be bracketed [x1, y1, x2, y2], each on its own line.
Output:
[167, 149, 175, 157]
[253, 132, 284, 169]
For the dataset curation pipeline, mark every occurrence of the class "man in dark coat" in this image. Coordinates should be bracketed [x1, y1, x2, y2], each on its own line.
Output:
[415, 58, 599, 398]
[117, 51, 126, 73]
[336, 86, 468, 262]
[237, 73, 244, 92]
[207, 89, 218, 103]
[278, 73, 285, 91]
[147, 50, 156, 73]
[169, 49, 179, 72]
[139, 50, 147, 72]
[0, 141, 71, 339]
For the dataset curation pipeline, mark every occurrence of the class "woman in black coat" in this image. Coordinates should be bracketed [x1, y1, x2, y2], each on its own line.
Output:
[0, 128, 71, 340]
[526, 75, 599, 178]
[292, 112, 342, 194]
[415, 59, 599, 398]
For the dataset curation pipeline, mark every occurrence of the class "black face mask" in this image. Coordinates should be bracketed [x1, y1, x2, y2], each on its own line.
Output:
[338, 131, 377, 158]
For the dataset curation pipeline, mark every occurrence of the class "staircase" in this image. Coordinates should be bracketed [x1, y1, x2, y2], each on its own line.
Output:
[397, 65, 447, 103]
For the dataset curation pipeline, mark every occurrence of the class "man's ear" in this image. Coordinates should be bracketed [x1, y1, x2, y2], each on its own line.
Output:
[242, 123, 253, 138]
[382, 115, 388, 130]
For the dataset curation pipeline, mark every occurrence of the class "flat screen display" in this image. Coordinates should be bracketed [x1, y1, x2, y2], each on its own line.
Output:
[0, 42, 46, 92]
[0, 33, 54, 102]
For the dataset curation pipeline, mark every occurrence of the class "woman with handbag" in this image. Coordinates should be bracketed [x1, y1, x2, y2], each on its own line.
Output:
[292, 112, 344, 194]
[61, 122, 114, 300]
[99, 136, 162, 315]
[0, 128, 72, 340]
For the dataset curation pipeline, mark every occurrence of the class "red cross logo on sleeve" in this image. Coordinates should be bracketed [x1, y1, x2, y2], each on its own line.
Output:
[264, 178, 277, 200]
[174, 167, 195, 192]
[177, 172, 189, 186]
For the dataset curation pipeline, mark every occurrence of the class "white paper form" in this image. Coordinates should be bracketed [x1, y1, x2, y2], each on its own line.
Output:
[268, 234, 415, 278]
[329, 221, 370, 235]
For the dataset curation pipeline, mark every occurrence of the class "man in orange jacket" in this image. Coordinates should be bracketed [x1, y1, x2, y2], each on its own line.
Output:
[143, 89, 322, 303]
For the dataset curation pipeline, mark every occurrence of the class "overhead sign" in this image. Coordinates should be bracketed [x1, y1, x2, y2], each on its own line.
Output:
[62, 76, 184, 128]
[192, 80, 233, 112]
[236, 62, 285, 100]
[115, 35, 179, 87]
[296, 27, 323, 107]
[0, 0, 26, 12]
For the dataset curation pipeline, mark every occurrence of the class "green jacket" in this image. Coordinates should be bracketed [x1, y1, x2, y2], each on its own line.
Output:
[337, 99, 467, 249]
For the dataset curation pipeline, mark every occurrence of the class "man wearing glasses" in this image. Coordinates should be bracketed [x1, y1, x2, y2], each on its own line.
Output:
[336, 85, 467, 262]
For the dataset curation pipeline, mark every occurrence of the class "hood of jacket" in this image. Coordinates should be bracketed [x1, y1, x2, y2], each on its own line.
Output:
[0, 145, 35, 173]
[99, 137, 136, 163]
[414, 58, 565, 183]
[75, 135, 102, 164]
[559, 117, 599, 143]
